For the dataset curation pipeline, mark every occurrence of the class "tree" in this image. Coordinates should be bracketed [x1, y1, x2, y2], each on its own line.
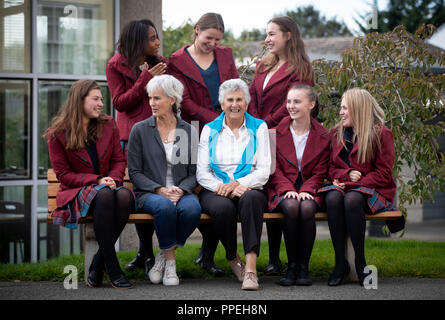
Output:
[239, 28, 266, 42]
[356, 0, 445, 34]
[280, 5, 352, 38]
[312, 25, 445, 229]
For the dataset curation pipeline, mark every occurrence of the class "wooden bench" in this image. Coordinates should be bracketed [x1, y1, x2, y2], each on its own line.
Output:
[47, 169, 402, 282]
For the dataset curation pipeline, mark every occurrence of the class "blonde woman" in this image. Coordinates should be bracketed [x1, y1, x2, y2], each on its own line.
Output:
[319, 88, 397, 286]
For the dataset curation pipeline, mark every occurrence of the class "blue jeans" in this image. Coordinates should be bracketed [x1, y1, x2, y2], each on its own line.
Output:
[142, 193, 201, 250]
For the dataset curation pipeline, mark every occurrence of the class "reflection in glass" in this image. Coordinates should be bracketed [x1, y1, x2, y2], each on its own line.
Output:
[0, 79, 30, 178]
[37, 0, 114, 75]
[0, 0, 31, 72]
[0, 186, 31, 264]
[38, 80, 112, 178]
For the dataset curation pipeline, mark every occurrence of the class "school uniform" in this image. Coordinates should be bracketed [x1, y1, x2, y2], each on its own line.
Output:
[266, 116, 330, 211]
[106, 52, 167, 141]
[248, 61, 313, 128]
[48, 116, 128, 228]
[167, 45, 239, 129]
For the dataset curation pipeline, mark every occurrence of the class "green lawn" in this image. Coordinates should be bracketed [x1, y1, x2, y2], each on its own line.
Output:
[1, 239, 444, 282]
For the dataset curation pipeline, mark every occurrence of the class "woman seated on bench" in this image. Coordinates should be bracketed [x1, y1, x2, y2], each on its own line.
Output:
[197, 79, 271, 291]
[45, 79, 133, 289]
[266, 84, 330, 287]
[127, 75, 201, 286]
[319, 88, 396, 286]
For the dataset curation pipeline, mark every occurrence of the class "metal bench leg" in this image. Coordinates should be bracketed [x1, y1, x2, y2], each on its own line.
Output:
[83, 223, 99, 281]
[345, 235, 358, 282]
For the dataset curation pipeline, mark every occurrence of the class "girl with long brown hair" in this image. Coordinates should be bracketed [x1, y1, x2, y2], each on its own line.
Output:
[45, 79, 133, 289]
[248, 16, 314, 276]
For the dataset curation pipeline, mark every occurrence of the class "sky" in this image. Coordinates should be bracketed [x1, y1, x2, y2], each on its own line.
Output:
[162, 0, 389, 37]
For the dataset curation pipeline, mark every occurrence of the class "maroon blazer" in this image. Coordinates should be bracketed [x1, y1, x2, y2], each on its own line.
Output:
[167, 45, 239, 130]
[48, 116, 126, 208]
[248, 61, 313, 128]
[267, 116, 330, 211]
[328, 125, 396, 202]
[106, 52, 167, 141]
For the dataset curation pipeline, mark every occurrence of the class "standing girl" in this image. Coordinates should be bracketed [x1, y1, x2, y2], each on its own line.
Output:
[106, 19, 166, 277]
[249, 16, 314, 275]
[168, 13, 239, 275]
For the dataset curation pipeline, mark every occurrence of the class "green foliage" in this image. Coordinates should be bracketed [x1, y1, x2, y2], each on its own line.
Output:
[280, 5, 352, 37]
[313, 24, 445, 219]
[356, 0, 445, 34]
[162, 20, 195, 59]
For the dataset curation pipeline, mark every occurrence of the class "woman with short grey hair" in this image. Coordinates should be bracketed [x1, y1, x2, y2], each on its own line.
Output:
[128, 74, 201, 287]
[197, 79, 271, 291]
[146, 74, 184, 116]
[218, 78, 251, 106]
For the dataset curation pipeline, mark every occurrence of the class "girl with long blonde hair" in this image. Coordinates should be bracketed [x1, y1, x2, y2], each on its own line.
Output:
[320, 88, 398, 286]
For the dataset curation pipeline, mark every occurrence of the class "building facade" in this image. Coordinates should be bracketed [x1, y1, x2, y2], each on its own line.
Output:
[0, 0, 162, 264]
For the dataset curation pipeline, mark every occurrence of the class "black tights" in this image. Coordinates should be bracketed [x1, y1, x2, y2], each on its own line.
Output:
[279, 198, 317, 266]
[89, 187, 131, 280]
[326, 190, 367, 278]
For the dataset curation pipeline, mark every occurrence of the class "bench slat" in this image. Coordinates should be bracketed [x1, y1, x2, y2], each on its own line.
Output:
[47, 169, 402, 223]
[47, 211, 401, 224]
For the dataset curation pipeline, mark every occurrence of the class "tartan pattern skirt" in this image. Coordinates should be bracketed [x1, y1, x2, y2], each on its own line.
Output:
[51, 185, 134, 229]
[318, 185, 396, 214]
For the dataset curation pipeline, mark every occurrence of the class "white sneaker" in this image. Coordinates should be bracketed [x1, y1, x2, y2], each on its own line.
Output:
[148, 251, 165, 284]
[163, 260, 179, 286]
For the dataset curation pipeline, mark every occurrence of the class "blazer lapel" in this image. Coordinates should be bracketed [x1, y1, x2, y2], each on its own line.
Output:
[175, 46, 207, 88]
[276, 117, 298, 169]
[263, 62, 291, 94]
[301, 118, 328, 169]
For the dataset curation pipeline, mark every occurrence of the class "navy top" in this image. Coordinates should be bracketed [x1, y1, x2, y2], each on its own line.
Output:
[186, 48, 221, 111]
[85, 141, 100, 175]
[339, 127, 355, 166]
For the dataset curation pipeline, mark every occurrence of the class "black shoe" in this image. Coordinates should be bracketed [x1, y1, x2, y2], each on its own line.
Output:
[86, 253, 104, 288]
[200, 261, 224, 277]
[295, 264, 312, 286]
[109, 274, 133, 289]
[86, 269, 103, 288]
[195, 247, 204, 265]
[328, 261, 350, 286]
[279, 263, 298, 286]
[264, 261, 282, 276]
[125, 252, 146, 272]
[144, 257, 155, 279]
[356, 263, 370, 287]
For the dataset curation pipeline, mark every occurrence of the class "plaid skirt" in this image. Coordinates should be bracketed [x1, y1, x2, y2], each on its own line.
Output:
[51, 185, 135, 229]
[318, 185, 396, 214]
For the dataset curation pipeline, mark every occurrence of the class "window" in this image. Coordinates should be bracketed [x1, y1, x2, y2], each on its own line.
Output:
[37, 0, 114, 75]
[0, 79, 30, 178]
[0, 0, 31, 73]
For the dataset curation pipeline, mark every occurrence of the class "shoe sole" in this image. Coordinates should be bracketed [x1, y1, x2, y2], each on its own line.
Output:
[110, 282, 133, 289]
[85, 279, 102, 288]
[242, 286, 259, 290]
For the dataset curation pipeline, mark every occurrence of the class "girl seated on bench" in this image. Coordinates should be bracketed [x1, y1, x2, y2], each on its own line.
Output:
[319, 88, 397, 286]
[266, 84, 330, 287]
[44, 79, 133, 289]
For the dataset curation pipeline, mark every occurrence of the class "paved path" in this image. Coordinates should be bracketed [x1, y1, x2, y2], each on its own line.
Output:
[1, 277, 444, 300]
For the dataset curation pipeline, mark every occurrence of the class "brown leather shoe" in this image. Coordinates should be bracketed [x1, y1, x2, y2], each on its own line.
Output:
[242, 271, 259, 290]
[230, 259, 245, 283]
